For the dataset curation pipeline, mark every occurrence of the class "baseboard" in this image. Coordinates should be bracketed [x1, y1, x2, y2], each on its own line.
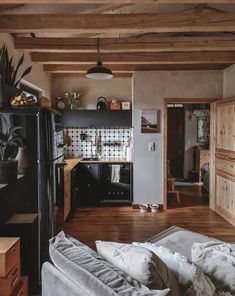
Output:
[132, 204, 164, 210]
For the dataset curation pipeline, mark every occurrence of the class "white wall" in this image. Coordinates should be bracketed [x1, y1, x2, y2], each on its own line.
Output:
[133, 71, 223, 205]
[223, 64, 235, 98]
[51, 77, 132, 109]
[0, 33, 51, 98]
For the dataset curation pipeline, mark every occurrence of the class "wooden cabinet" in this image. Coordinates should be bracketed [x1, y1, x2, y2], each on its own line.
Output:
[214, 98, 235, 225]
[0, 238, 28, 296]
[64, 170, 71, 221]
[62, 110, 132, 128]
[0, 262, 21, 296]
[0, 238, 20, 277]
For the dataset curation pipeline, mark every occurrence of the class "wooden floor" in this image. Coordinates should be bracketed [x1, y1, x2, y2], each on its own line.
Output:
[61, 205, 235, 250]
[169, 183, 209, 208]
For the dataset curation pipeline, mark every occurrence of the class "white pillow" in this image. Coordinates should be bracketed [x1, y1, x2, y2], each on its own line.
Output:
[96, 240, 181, 296]
[192, 241, 235, 294]
[133, 242, 216, 296]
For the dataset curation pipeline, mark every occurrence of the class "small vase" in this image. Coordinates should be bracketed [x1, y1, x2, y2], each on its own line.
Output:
[15, 146, 31, 174]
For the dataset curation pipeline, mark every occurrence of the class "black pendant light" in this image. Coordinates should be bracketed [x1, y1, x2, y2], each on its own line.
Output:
[86, 38, 113, 80]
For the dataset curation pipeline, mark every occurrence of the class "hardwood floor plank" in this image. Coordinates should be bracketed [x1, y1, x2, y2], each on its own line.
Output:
[59, 205, 235, 250]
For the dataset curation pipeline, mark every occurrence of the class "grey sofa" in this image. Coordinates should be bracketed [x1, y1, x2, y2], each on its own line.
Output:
[41, 226, 220, 296]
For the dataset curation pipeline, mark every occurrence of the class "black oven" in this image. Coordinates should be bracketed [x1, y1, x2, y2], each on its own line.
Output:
[100, 163, 133, 204]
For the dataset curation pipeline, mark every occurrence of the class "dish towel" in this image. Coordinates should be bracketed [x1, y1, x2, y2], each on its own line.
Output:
[111, 165, 121, 183]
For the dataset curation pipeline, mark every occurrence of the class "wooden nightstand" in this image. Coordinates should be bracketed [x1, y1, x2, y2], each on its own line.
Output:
[0, 237, 28, 296]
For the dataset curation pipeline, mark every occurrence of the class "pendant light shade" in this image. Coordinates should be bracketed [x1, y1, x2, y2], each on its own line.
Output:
[86, 39, 113, 79]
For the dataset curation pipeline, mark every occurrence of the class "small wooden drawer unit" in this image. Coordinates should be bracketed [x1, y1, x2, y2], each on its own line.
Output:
[0, 262, 21, 296]
[12, 276, 28, 296]
[0, 238, 20, 277]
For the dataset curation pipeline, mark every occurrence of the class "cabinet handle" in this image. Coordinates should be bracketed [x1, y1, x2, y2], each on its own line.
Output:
[11, 268, 18, 277]
[11, 276, 19, 287]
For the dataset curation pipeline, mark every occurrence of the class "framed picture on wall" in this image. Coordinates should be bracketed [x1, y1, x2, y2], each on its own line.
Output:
[197, 116, 210, 144]
[141, 109, 160, 133]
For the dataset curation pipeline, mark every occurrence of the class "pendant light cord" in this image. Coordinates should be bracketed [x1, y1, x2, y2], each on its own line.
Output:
[97, 38, 101, 64]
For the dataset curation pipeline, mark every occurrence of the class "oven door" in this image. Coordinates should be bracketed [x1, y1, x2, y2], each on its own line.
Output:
[101, 163, 132, 203]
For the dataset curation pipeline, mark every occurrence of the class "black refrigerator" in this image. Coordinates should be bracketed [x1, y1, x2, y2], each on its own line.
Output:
[0, 107, 64, 293]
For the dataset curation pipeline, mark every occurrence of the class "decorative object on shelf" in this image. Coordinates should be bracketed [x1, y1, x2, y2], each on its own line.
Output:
[122, 102, 131, 110]
[0, 44, 32, 107]
[141, 109, 160, 133]
[39, 96, 51, 108]
[86, 38, 113, 80]
[197, 116, 210, 146]
[0, 116, 25, 184]
[96, 96, 107, 110]
[10, 92, 37, 107]
[64, 91, 82, 110]
[110, 99, 121, 110]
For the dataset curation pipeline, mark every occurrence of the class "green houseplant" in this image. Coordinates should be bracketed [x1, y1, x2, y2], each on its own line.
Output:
[0, 115, 24, 184]
[0, 44, 32, 107]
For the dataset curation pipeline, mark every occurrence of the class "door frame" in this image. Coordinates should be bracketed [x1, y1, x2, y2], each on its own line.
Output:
[163, 98, 216, 209]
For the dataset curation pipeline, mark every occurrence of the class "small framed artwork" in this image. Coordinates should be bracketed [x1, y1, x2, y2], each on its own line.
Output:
[141, 109, 160, 133]
[197, 116, 210, 144]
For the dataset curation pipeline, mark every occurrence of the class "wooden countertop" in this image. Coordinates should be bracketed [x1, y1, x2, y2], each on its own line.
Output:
[65, 157, 132, 173]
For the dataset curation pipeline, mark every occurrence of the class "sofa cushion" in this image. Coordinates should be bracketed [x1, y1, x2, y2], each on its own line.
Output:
[133, 242, 216, 295]
[49, 232, 170, 296]
[96, 241, 181, 296]
[148, 230, 220, 260]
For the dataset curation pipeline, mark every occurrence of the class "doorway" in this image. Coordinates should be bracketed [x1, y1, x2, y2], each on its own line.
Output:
[163, 98, 215, 209]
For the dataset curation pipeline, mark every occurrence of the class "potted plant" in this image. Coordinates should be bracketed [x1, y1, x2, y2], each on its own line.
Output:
[0, 115, 24, 184]
[0, 44, 32, 107]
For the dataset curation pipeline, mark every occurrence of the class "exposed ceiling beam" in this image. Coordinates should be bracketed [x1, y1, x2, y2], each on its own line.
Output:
[52, 73, 133, 78]
[1, 0, 235, 3]
[14, 36, 235, 53]
[44, 63, 231, 73]
[31, 51, 235, 64]
[2, 12, 235, 33]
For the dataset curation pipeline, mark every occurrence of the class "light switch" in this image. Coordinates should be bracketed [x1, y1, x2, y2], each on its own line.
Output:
[148, 142, 156, 152]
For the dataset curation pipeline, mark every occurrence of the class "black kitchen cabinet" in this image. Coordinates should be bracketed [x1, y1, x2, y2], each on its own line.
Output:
[62, 110, 132, 128]
[73, 162, 132, 207]
[76, 163, 101, 207]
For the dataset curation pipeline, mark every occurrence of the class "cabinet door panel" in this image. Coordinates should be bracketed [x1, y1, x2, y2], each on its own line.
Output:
[216, 175, 235, 217]
[216, 102, 235, 151]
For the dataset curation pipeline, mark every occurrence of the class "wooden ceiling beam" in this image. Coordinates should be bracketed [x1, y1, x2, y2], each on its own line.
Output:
[14, 36, 235, 53]
[1, 0, 235, 3]
[3, 12, 235, 33]
[44, 63, 231, 72]
[52, 73, 133, 78]
[31, 51, 235, 64]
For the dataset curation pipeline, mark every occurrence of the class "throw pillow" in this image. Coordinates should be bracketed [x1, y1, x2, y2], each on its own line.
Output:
[133, 242, 216, 296]
[49, 231, 170, 296]
[192, 241, 235, 294]
[96, 240, 181, 296]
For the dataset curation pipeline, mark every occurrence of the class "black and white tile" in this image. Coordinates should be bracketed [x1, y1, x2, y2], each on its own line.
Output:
[64, 127, 133, 158]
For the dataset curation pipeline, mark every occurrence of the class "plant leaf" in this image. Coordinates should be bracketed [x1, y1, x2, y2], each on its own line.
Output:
[11, 54, 24, 85]
[14, 65, 32, 88]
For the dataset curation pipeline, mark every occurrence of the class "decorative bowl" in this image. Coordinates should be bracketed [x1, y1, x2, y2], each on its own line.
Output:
[150, 204, 159, 213]
[139, 204, 149, 213]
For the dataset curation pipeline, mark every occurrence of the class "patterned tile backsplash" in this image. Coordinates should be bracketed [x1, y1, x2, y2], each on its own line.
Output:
[64, 127, 133, 158]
